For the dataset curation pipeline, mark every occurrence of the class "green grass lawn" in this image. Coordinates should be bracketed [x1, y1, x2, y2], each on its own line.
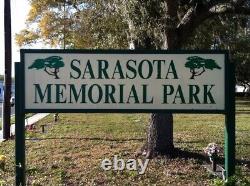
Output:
[0, 99, 249, 185]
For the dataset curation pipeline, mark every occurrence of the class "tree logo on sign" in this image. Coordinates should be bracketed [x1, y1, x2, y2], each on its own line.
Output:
[185, 56, 221, 79]
[28, 56, 65, 79]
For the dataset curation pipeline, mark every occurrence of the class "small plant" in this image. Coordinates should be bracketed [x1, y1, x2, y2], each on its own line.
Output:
[0, 155, 7, 171]
[204, 143, 222, 171]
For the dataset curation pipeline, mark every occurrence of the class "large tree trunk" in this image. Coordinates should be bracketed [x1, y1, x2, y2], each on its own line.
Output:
[134, 32, 179, 158]
[146, 113, 174, 158]
[145, 36, 179, 158]
[126, 0, 180, 158]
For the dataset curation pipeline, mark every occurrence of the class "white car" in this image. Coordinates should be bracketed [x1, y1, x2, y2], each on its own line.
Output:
[10, 96, 15, 107]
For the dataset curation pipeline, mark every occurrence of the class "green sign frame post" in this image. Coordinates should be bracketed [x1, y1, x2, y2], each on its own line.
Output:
[225, 61, 236, 178]
[15, 62, 25, 185]
[15, 49, 235, 185]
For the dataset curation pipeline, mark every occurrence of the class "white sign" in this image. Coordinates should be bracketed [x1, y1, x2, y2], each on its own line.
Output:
[23, 51, 225, 111]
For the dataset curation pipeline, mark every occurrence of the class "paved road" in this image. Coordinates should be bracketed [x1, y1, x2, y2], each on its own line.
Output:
[0, 103, 15, 118]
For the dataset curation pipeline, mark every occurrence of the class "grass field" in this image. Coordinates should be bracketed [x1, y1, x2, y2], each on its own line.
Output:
[0, 98, 249, 185]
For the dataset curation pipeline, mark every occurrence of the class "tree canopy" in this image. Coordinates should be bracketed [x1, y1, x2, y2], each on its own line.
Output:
[16, 1, 250, 86]
[16, 0, 250, 157]
[16, 1, 250, 52]
[16, 0, 128, 49]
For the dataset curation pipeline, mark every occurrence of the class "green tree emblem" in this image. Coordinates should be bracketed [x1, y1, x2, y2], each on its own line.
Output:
[185, 56, 221, 79]
[28, 56, 65, 79]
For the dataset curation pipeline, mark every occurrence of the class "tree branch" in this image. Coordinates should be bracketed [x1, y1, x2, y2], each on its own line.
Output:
[209, 4, 250, 15]
[177, 1, 250, 45]
[177, 5, 210, 45]
[163, 0, 179, 49]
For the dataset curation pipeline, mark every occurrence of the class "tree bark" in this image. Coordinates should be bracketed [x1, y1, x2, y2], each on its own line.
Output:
[126, 0, 180, 158]
[131, 40, 176, 157]
[144, 5, 180, 157]
[145, 113, 174, 158]
[145, 39, 178, 157]
[133, 37, 176, 157]
[135, 33, 179, 158]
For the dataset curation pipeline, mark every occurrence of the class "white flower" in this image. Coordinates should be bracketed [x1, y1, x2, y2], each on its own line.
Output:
[203, 143, 222, 157]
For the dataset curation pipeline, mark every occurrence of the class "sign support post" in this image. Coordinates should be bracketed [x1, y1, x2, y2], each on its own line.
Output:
[15, 63, 25, 185]
[225, 61, 235, 179]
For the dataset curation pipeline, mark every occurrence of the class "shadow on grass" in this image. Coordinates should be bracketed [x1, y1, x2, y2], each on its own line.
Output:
[25, 136, 145, 142]
[176, 140, 250, 146]
[236, 100, 250, 105]
[172, 148, 209, 162]
[236, 111, 250, 114]
[172, 148, 250, 169]
[25, 137, 250, 169]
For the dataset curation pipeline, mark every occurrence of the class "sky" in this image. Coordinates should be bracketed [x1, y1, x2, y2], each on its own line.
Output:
[0, 0, 30, 76]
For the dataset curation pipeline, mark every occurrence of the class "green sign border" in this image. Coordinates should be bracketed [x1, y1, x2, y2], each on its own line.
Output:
[21, 49, 228, 114]
[15, 49, 235, 185]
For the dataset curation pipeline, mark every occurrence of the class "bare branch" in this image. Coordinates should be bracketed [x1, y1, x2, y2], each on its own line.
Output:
[177, 5, 210, 44]
[210, 4, 250, 15]
[177, 2, 250, 45]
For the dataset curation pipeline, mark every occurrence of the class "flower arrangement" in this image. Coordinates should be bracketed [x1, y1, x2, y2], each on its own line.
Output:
[0, 155, 7, 170]
[204, 143, 222, 159]
[204, 143, 222, 171]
